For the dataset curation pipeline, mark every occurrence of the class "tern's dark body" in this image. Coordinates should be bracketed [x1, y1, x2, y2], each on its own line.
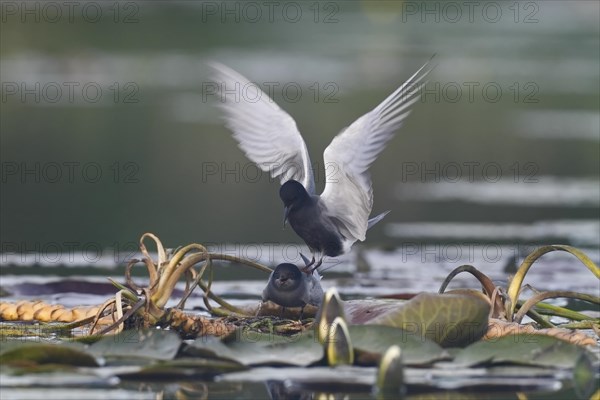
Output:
[280, 180, 344, 258]
[288, 196, 343, 258]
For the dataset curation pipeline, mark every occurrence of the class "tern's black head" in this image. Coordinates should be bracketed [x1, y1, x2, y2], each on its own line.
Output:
[271, 263, 303, 291]
[279, 180, 309, 207]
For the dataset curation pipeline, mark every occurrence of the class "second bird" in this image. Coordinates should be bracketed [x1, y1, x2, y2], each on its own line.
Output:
[211, 59, 432, 271]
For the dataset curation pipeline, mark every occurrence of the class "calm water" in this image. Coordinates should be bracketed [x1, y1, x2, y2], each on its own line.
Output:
[1, 1, 599, 398]
[1, 1, 598, 248]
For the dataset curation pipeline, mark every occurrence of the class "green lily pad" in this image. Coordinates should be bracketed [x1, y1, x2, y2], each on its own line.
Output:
[118, 357, 245, 379]
[349, 293, 490, 348]
[0, 342, 98, 367]
[186, 329, 323, 366]
[453, 334, 587, 368]
[88, 329, 182, 363]
[348, 324, 448, 365]
[573, 351, 600, 399]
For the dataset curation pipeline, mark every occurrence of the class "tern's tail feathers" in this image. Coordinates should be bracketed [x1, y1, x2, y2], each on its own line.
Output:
[367, 210, 390, 230]
[299, 253, 312, 268]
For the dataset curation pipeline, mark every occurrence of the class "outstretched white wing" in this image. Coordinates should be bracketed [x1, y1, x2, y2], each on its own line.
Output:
[320, 59, 433, 242]
[210, 62, 315, 194]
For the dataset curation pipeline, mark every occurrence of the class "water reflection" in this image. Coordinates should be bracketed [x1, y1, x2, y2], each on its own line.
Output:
[395, 178, 600, 207]
[386, 220, 599, 246]
[514, 110, 600, 141]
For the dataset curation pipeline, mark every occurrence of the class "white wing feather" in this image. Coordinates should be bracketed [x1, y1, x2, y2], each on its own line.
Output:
[209, 62, 315, 194]
[320, 60, 433, 242]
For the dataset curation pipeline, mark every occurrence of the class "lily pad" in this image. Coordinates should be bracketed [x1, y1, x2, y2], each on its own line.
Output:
[0, 342, 98, 367]
[119, 357, 245, 379]
[350, 293, 490, 348]
[88, 329, 182, 363]
[453, 334, 588, 368]
[348, 324, 448, 365]
[573, 351, 599, 399]
[187, 329, 323, 366]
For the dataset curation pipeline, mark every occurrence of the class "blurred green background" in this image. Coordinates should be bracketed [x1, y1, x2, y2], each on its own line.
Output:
[1, 1, 598, 252]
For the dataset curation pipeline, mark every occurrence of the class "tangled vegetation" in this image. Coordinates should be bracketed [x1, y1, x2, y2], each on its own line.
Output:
[1, 234, 598, 398]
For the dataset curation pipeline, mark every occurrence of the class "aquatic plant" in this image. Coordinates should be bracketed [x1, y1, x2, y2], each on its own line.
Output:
[1, 235, 598, 347]
[1, 234, 598, 398]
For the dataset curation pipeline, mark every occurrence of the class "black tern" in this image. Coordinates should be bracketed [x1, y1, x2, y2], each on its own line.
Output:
[262, 262, 324, 309]
[211, 58, 432, 270]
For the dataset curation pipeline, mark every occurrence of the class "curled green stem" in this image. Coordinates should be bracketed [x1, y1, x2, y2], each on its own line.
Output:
[208, 254, 273, 273]
[97, 298, 145, 335]
[526, 300, 593, 321]
[506, 245, 600, 320]
[107, 278, 139, 302]
[438, 264, 505, 316]
[176, 258, 211, 309]
[139, 233, 168, 272]
[158, 244, 209, 296]
[514, 290, 600, 324]
[559, 321, 597, 329]
[438, 264, 498, 296]
[523, 307, 555, 328]
[197, 279, 249, 316]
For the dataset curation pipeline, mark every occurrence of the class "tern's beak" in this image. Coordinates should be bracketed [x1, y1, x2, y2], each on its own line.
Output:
[283, 206, 290, 228]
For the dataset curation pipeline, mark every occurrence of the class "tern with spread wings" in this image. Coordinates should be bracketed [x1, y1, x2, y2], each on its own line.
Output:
[211, 59, 432, 272]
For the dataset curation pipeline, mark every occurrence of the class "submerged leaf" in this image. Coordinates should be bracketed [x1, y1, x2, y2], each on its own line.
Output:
[348, 293, 490, 348]
[454, 334, 588, 368]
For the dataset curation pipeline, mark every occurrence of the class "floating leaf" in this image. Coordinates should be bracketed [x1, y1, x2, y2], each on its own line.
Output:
[573, 351, 599, 399]
[88, 329, 182, 363]
[119, 357, 245, 379]
[453, 334, 587, 368]
[0, 342, 97, 367]
[187, 329, 323, 366]
[348, 293, 490, 348]
[348, 325, 448, 366]
[346, 299, 406, 323]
